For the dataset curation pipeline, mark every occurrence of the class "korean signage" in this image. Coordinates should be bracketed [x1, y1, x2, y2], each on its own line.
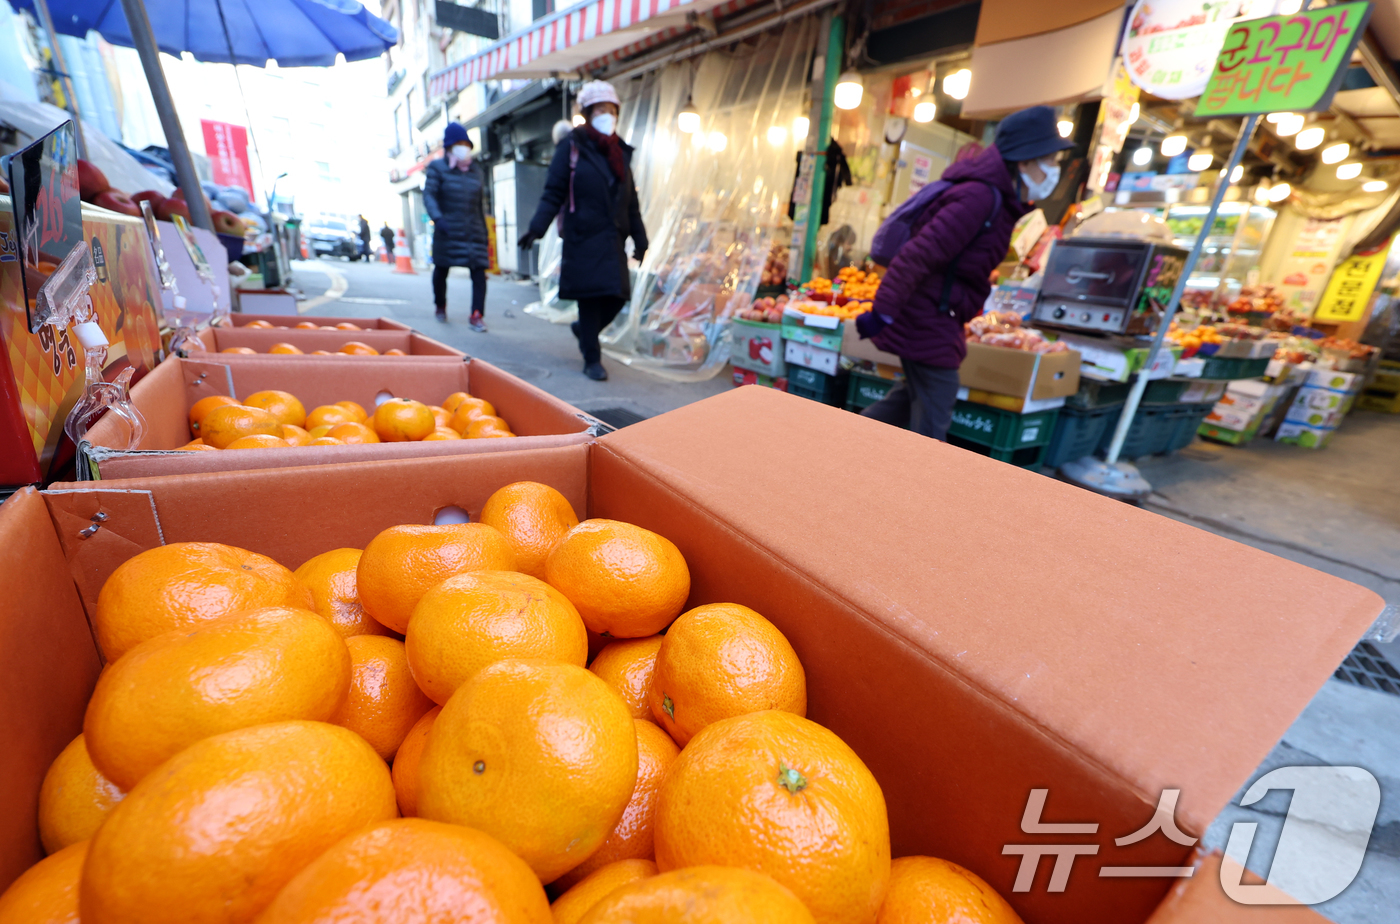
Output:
[1196, 2, 1371, 116]
[1274, 216, 1347, 312]
[4, 121, 83, 332]
[1314, 238, 1390, 322]
[200, 119, 255, 197]
[1122, 0, 1276, 101]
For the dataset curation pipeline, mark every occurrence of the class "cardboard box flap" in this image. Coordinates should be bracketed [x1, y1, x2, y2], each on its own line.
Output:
[0, 488, 102, 889]
[592, 386, 1383, 835]
[1146, 852, 1325, 922]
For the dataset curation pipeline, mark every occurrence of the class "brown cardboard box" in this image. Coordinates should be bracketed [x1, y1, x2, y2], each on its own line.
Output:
[959, 340, 1081, 400]
[76, 356, 598, 479]
[195, 325, 461, 356]
[5, 386, 1369, 920]
[840, 322, 904, 367]
[227, 315, 412, 331]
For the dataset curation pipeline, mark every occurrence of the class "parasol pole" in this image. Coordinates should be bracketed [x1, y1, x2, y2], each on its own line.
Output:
[117, 0, 215, 231]
[32, 0, 87, 159]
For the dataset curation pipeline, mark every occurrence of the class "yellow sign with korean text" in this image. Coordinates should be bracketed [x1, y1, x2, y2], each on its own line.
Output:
[1313, 241, 1390, 323]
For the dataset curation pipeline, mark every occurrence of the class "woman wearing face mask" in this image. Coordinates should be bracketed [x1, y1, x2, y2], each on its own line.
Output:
[519, 81, 647, 381]
[423, 122, 491, 330]
[855, 105, 1072, 440]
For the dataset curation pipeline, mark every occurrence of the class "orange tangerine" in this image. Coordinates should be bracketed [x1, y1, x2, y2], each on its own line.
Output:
[334, 322, 363, 331]
[327, 422, 381, 444]
[268, 342, 303, 354]
[423, 428, 462, 441]
[0, 840, 87, 924]
[38, 735, 125, 853]
[372, 398, 435, 442]
[465, 416, 512, 439]
[335, 400, 368, 422]
[478, 481, 580, 580]
[588, 636, 663, 721]
[305, 405, 358, 430]
[281, 424, 312, 446]
[441, 392, 471, 414]
[295, 321, 320, 329]
[309, 436, 345, 446]
[188, 395, 238, 436]
[429, 405, 453, 428]
[357, 523, 517, 633]
[243, 390, 307, 427]
[545, 520, 690, 638]
[391, 706, 440, 817]
[875, 856, 1024, 924]
[339, 341, 380, 356]
[225, 433, 288, 450]
[294, 548, 390, 639]
[330, 636, 434, 760]
[552, 860, 657, 924]
[201, 404, 281, 449]
[448, 398, 496, 433]
[220, 346, 256, 354]
[383, 348, 406, 356]
[308, 424, 334, 438]
[576, 866, 815, 924]
[245, 320, 275, 329]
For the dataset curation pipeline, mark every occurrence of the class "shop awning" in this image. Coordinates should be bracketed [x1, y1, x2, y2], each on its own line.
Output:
[428, 0, 758, 95]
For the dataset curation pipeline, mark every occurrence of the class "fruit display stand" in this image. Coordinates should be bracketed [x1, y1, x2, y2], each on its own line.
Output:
[74, 355, 600, 480]
[194, 324, 461, 357]
[4, 386, 1374, 921]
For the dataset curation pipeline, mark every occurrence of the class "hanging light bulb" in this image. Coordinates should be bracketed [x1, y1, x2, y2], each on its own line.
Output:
[913, 100, 936, 123]
[1230, 165, 1243, 183]
[834, 71, 864, 110]
[1294, 127, 1324, 150]
[766, 125, 787, 146]
[1267, 182, 1292, 203]
[707, 131, 728, 152]
[1274, 113, 1304, 136]
[677, 98, 701, 134]
[1254, 180, 1271, 204]
[1336, 161, 1362, 180]
[793, 116, 809, 141]
[572, 113, 585, 126]
[1363, 179, 1389, 193]
[1160, 134, 1188, 157]
[942, 68, 971, 100]
[1321, 141, 1350, 164]
[1266, 111, 1294, 124]
[1128, 102, 1140, 124]
[1057, 120, 1074, 138]
[1132, 146, 1153, 166]
[1187, 151, 1213, 172]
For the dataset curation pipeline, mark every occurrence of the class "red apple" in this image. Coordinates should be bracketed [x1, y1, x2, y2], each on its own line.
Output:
[132, 190, 166, 208]
[92, 189, 141, 217]
[211, 210, 245, 235]
[155, 197, 191, 222]
[76, 160, 109, 200]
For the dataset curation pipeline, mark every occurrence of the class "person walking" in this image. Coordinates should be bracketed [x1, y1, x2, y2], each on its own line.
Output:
[379, 222, 395, 261]
[423, 122, 491, 331]
[357, 215, 372, 261]
[855, 105, 1071, 440]
[518, 81, 647, 381]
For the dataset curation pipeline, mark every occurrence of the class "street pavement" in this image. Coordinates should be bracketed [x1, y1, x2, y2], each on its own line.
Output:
[288, 256, 1397, 922]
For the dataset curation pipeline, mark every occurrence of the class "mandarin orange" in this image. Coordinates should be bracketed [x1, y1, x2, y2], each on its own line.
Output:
[281, 424, 312, 446]
[465, 416, 512, 439]
[38, 735, 125, 853]
[576, 866, 815, 924]
[294, 547, 390, 638]
[552, 859, 657, 924]
[587, 636, 663, 721]
[357, 523, 516, 633]
[391, 705, 440, 817]
[429, 405, 453, 428]
[245, 320, 275, 329]
[309, 436, 345, 446]
[331, 635, 434, 760]
[372, 398, 436, 442]
[200, 404, 282, 448]
[327, 421, 381, 444]
[339, 341, 380, 355]
[220, 346, 257, 354]
[876, 856, 1024, 924]
[441, 392, 472, 414]
[305, 404, 358, 430]
[334, 322, 363, 331]
[478, 481, 580, 579]
[0, 840, 87, 924]
[423, 428, 462, 440]
[242, 390, 307, 427]
[225, 433, 288, 450]
[267, 342, 303, 354]
[448, 398, 496, 433]
[187, 395, 238, 436]
[545, 520, 690, 638]
[335, 400, 369, 422]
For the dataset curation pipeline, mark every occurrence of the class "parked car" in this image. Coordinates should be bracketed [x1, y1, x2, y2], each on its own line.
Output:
[303, 216, 360, 260]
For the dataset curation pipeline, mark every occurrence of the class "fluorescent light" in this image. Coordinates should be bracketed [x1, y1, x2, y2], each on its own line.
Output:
[913, 100, 936, 123]
[1128, 102, 1140, 124]
[677, 100, 701, 134]
[1321, 141, 1350, 164]
[1057, 120, 1074, 138]
[1336, 162, 1362, 180]
[1265, 112, 1293, 124]
[792, 116, 809, 142]
[942, 68, 971, 100]
[572, 114, 585, 126]
[1294, 126, 1324, 150]
[834, 71, 864, 110]
[1363, 179, 1388, 193]
[1230, 165, 1243, 182]
[1187, 152, 1213, 171]
[1274, 113, 1304, 137]
[1160, 135, 1187, 157]
[1132, 146, 1153, 166]
[1267, 182, 1292, 203]
[707, 131, 728, 152]
[766, 125, 787, 146]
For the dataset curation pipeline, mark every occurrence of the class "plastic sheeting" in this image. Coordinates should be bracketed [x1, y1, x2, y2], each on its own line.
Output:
[523, 222, 578, 324]
[596, 17, 818, 381]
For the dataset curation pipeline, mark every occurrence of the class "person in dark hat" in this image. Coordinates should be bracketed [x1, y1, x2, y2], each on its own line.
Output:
[423, 122, 491, 330]
[855, 105, 1073, 440]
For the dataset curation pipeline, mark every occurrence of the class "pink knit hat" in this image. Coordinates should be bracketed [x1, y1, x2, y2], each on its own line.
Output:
[577, 81, 620, 110]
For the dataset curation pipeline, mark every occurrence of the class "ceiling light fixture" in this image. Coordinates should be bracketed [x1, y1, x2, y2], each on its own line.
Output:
[1230, 165, 1244, 182]
[792, 116, 809, 141]
[1274, 113, 1305, 136]
[677, 98, 701, 134]
[834, 71, 864, 110]
[1267, 182, 1292, 203]
[1187, 152, 1213, 172]
[913, 100, 936, 123]
[1321, 141, 1350, 164]
[1363, 179, 1389, 193]
[942, 68, 971, 100]
[1160, 134, 1188, 157]
[1336, 162, 1362, 180]
[1132, 146, 1153, 166]
[1057, 120, 1074, 138]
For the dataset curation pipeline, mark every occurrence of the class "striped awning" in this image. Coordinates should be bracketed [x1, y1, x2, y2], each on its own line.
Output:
[429, 0, 757, 96]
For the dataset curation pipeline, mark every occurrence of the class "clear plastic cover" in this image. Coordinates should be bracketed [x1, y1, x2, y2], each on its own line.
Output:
[33, 241, 97, 330]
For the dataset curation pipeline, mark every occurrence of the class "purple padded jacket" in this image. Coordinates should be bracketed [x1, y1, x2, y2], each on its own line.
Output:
[871, 144, 1030, 368]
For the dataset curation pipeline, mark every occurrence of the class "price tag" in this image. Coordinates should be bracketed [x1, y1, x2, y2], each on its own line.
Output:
[4, 121, 83, 333]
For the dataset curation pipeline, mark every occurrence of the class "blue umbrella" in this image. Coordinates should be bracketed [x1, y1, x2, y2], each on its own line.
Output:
[10, 0, 398, 67]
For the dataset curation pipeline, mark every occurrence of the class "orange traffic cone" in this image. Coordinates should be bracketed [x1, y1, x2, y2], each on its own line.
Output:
[300, 236, 308, 259]
[392, 230, 416, 274]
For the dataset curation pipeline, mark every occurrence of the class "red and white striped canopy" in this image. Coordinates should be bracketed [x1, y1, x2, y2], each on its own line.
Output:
[429, 0, 755, 96]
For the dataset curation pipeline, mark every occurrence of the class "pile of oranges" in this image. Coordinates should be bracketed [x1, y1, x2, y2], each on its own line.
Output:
[182, 390, 516, 451]
[218, 320, 408, 356]
[837, 266, 880, 301]
[0, 483, 1024, 924]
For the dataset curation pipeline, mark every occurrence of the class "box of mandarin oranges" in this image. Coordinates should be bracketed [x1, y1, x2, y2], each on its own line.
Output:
[76, 354, 600, 480]
[195, 316, 461, 357]
[2, 386, 1370, 922]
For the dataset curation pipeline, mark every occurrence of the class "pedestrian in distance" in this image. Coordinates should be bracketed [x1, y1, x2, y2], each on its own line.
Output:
[855, 104, 1072, 440]
[424, 122, 491, 331]
[357, 215, 372, 260]
[379, 222, 395, 261]
[519, 80, 647, 381]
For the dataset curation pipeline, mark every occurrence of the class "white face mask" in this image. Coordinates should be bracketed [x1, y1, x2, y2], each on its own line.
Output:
[1021, 162, 1060, 201]
[451, 144, 472, 162]
[591, 113, 617, 136]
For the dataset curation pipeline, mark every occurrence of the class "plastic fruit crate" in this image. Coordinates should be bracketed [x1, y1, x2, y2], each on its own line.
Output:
[1096, 404, 1176, 459]
[786, 365, 847, 406]
[846, 371, 895, 411]
[1162, 402, 1215, 453]
[1066, 378, 1131, 409]
[1140, 378, 1189, 405]
[1042, 402, 1124, 469]
[946, 435, 1049, 468]
[1198, 356, 1271, 380]
[948, 402, 1058, 453]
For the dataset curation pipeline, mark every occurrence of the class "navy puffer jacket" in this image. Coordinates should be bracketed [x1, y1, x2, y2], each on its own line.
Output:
[423, 157, 490, 269]
[872, 144, 1029, 368]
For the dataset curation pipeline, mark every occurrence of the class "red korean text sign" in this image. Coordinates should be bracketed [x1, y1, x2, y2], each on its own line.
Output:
[1196, 2, 1371, 117]
[200, 120, 255, 197]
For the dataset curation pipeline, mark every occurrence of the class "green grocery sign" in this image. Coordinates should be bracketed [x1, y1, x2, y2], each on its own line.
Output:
[1196, 2, 1370, 116]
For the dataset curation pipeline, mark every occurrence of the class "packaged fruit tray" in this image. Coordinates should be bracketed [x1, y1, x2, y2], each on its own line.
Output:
[77, 355, 598, 480]
[6, 387, 1380, 921]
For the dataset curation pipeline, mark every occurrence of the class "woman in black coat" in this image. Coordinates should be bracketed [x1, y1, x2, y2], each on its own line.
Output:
[520, 81, 647, 380]
[423, 122, 491, 331]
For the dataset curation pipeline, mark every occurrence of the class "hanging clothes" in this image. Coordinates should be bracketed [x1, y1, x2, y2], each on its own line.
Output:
[788, 139, 853, 226]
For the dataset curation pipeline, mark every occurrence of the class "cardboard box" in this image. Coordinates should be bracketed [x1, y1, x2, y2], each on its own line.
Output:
[1178, 380, 1227, 404]
[1051, 332, 1179, 383]
[5, 386, 1365, 920]
[728, 318, 786, 377]
[228, 315, 413, 331]
[195, 325, 461, 357]
[1204, 406, 1260, 433]
[1306, 368, 1363, 394]
[958, 386, 1066, 415]
[784, 339, 840, 376]
[780, 311, 843, 351]
[958, 341, 1080, 402]
[1291, 386, 1346, 413]
[840, 323, 903, 368]
[76, 356, 598, 480]
[1276, 421, 1336, 448]
[1284, 407, 1344, 430]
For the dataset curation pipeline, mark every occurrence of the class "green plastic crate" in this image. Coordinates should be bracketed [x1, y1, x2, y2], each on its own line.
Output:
[1043, 402, 1124, 468]
[1141, 378, 1189, 405]
[1198, 356, 1271, 380]
[845, 371, 896, 410]
[948, 401, 1058, 452]
[1066, 378, 1131, 409]
[1162, 403, 1215, 453]
[786, 365, 846, 405]
[946, 435, 1050, 468]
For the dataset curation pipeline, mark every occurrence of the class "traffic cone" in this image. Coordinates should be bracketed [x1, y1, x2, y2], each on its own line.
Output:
[392, 230, 416, 274]
[300, 236, 308, 259]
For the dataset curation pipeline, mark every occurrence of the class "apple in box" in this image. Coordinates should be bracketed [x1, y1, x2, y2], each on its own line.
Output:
[93, 189, 141, 217]
[155, 197, 191, 222]
[76, 159, 109, 200]
[211, 210, 246, 236]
